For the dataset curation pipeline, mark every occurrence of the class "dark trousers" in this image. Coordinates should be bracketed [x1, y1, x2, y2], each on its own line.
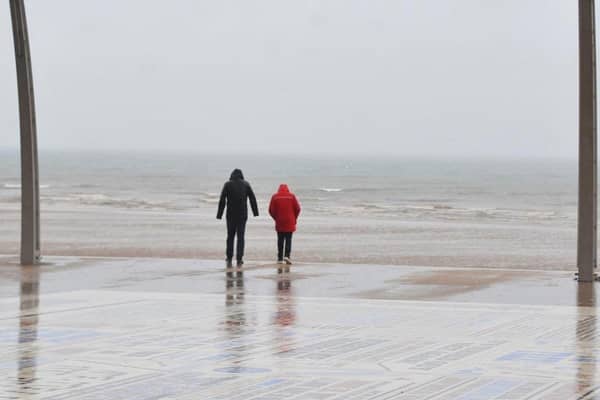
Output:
[277, 232, 293, 260]
[226, 218, 247, 262]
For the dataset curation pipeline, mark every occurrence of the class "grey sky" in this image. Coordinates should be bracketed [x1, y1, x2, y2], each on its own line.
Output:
[0, 0, 580, 157]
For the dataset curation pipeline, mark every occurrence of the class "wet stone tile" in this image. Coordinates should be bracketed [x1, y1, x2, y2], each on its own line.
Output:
[0, 260, 599, 399]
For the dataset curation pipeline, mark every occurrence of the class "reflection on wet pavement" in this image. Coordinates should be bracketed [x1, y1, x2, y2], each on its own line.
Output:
[17, 266, 40, 395]
[576, 283, 597, 397]
[0, 257, 598, 399]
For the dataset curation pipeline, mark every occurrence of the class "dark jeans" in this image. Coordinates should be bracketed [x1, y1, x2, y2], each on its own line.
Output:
[226, 218, 247, 262]
[277, 232, 293, 260]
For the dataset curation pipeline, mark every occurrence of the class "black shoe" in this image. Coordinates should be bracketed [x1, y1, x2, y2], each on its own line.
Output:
[226, 259, 233, 268]
[236, 260, 244, 267]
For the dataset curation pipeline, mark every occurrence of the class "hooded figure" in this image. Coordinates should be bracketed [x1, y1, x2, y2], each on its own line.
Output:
[269, 184, 301, 264]
[217, 169, 259, 266]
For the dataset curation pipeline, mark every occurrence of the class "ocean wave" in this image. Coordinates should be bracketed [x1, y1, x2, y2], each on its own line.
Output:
[41, 193, 181, 210]
[316, 202, 566, 222]
[198, 192, 220, 204]
[319, 188, 343, 193]
[200, 197, 219, 204]
[3, 183, 50, 189]
[301, 196, 328, 202]
[2, 184, 20, 189]
[73, 183, 98, 189]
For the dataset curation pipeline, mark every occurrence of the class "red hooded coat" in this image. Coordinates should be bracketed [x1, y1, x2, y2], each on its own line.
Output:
[269, 184, 301, 233]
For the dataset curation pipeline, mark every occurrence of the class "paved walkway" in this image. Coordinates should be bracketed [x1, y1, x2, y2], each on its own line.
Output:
[0, 256, 598, 399]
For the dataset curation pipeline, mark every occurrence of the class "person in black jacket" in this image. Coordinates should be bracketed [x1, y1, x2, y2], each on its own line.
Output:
[217, 169, 259, 267]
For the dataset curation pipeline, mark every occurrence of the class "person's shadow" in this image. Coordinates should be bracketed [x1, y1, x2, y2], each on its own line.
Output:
[17, 265, 40, 393]
[576, 282, 597, 395]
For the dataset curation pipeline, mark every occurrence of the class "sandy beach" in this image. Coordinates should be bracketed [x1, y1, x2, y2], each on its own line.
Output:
[0, 203, 576, 270]
[0, 152, 578, 270]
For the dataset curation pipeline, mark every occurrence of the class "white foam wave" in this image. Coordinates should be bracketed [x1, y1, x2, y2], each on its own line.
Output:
[41, 193, 180, 210]
[200, 197, 219, 204]
[319, 188, 343, 193]
[316, 202, 565, 222]
[3, 183, 50, 189]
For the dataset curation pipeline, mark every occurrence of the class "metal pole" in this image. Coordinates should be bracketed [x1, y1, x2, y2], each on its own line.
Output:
[9, 0, 41, 265]
[578, 0, 597, 282]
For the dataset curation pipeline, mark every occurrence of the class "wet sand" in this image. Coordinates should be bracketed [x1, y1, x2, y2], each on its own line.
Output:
[0, 205, 577, 270]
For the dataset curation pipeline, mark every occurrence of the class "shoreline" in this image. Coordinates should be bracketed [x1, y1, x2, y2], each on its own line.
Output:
[0, 253, 577, 275]
[0, 246, 576, 271]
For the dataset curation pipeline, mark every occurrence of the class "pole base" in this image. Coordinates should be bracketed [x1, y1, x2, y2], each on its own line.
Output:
[574, 271, 600, 282]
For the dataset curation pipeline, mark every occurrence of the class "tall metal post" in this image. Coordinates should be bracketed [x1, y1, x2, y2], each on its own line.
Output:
[578, 0, 597, 282]
[9, 0, 41, 265]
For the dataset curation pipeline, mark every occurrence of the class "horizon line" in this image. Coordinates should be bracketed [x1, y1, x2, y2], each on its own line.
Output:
[0, 146, 578, 160]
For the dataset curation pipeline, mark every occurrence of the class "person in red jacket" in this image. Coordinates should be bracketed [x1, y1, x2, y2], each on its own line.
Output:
[268, 184, 301, 265]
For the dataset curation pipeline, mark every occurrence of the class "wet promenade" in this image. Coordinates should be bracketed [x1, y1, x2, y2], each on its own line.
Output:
[0, 256, 598, 399]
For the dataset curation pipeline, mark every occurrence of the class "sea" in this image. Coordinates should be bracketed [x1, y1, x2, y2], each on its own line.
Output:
[0, 149, 579, 270]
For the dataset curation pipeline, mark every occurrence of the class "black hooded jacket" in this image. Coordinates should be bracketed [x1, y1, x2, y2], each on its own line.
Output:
[217, 169, 259, 220]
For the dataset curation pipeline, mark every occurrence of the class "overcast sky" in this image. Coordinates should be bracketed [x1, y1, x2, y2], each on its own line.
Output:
[0, 0, 583, 157]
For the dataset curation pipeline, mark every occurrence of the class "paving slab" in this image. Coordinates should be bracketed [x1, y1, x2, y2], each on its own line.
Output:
[0, 256, 598, 399]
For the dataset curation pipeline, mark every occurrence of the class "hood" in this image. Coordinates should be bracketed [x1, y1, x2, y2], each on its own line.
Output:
[230, 169, 244, 180]
[277, 184, 290, 193]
